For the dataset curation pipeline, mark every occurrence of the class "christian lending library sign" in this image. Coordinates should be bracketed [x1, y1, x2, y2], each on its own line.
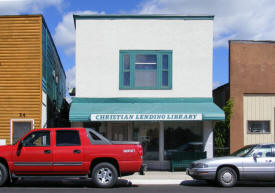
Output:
[90, 113, 202, 121]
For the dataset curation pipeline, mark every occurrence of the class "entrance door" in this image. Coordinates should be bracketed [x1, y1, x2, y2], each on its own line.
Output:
[133, 122, 159, 160]
[111, 123, 128, 141]
[12, 120, 33, 144]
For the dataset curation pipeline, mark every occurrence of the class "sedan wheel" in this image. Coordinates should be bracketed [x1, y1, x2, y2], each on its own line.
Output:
[217, 167, 237, 187]
[92, 162, 118, 188]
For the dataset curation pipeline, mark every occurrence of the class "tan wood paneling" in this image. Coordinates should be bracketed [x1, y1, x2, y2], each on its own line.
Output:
[243, 94, 275, 145]
[0, 15, 42, 145]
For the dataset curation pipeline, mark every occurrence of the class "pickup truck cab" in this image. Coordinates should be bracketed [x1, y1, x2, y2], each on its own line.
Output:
[0, 128, 144, 188]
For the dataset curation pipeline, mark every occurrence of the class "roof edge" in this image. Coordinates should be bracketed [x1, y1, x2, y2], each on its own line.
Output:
[0, 14, 42, 17]
[73, 14, 214, 21]
[71, 97, 214, 103]
[229, 40, 275, 44]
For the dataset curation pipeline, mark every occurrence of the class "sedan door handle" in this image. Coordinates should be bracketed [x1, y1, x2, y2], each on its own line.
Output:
[73, 150, 81, 154]
[44, 150, 51, 154]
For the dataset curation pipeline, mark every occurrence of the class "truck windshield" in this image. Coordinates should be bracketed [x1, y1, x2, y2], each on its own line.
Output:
[231, 145, 256, 157]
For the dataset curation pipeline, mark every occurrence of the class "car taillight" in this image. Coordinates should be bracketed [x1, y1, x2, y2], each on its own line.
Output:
[137, 144, 143, 159]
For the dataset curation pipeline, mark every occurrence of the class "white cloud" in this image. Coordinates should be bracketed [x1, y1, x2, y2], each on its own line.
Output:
[0, 0, 63, 14]
[54, 10, 103, 56]
[65, 65, 75, 103]
[66, 65, 75, 91]
[137, 0, 275, 47]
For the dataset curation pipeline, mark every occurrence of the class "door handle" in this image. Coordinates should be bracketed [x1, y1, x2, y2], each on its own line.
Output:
[44, 150, 51, 154]
[73, 149, 81, 154]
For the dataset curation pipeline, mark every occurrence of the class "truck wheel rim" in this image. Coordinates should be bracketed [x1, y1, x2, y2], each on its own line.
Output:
[96, 168, 113, 184]
[222, 171, 233, 183]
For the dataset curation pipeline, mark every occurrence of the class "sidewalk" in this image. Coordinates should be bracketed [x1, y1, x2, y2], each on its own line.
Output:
[120, 171, 193, 185]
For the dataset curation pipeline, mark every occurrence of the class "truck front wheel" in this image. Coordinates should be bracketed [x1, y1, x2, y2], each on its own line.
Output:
[0, 163, 8, 186]
[92, 162, 118, 188]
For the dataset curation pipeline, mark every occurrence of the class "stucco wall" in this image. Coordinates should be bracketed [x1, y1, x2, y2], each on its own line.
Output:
[75, 18, 213, 98]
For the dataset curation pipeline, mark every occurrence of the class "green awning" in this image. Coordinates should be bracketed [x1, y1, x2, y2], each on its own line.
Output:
[69, 98, 225, 122]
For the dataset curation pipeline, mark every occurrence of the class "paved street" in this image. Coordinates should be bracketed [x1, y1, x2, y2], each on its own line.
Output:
[1, 179, 275, 193]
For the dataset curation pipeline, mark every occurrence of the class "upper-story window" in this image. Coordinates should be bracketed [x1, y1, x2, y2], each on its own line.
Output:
[120, 50, 172, 89]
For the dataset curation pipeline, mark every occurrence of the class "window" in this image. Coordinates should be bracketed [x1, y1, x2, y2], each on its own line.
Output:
[23, 131, 50, 147]
[247, 121, 270, 133]
[247, 145, 274, 157]
[12, 120, 33, 145]
[164, 121, 203, 160]
[89, 132, 101, 141]
[120, 50, 172, 89]
[56, 130, 81, 146]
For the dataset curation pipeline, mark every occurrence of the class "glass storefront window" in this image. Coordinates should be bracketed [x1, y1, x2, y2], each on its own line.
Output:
[111, 123, 128, 141]
[164, 121, 203, 160]
[133, 122, 159, 160]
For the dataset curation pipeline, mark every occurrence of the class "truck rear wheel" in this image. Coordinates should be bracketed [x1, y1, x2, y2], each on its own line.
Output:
[92, 162, 118, 188]
[0, 163, 8, 186]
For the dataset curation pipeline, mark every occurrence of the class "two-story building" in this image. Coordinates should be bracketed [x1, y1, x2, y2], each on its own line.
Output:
[70, 14, 224, 170]
[0, 15, 67, 145]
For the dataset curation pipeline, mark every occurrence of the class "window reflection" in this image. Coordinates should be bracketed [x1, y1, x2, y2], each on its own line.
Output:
[164, 121, 203, 160]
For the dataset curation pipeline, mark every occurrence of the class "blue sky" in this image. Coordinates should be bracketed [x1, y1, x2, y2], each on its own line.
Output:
[1, 0, 275, 93]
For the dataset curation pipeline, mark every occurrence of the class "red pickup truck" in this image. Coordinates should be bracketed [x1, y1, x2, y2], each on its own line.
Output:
[0, 128, 144, 188]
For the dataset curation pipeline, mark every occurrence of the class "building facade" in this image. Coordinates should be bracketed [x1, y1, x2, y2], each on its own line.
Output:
[70, 15, 224, 170]
[230, 40, 275, 153]
[0, 15, 67, 145]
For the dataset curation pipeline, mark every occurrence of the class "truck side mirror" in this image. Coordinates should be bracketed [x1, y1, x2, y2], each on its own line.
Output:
[16, 141, 23, 156]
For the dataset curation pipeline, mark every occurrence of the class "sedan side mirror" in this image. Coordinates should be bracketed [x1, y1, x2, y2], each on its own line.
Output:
[253, 152, 261, 159]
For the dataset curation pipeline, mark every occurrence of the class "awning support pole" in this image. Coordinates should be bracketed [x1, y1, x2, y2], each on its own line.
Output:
[159, 121, 164, 161]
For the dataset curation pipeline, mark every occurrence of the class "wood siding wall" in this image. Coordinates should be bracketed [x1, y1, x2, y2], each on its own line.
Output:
[243, 94, 275, 145]
[0, 15, 42, 144]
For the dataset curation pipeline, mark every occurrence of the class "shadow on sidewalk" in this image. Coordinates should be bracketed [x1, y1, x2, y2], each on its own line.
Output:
[8, 178, 137, 188]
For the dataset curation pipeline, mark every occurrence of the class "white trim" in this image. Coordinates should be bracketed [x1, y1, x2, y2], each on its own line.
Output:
[10, 119, 34, 145]
[135, 63, 157, 65]
[91, 113, 202, 121]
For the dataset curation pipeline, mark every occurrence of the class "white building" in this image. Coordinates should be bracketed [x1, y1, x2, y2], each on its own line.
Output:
[70, 15, 224, 170]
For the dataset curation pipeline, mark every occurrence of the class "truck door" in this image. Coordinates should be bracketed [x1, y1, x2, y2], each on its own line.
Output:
[12, 130, 53, 174]
[53, 129, 85, 174]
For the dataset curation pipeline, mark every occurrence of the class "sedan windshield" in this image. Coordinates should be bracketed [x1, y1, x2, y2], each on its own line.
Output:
[231, 145, 256, 157]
